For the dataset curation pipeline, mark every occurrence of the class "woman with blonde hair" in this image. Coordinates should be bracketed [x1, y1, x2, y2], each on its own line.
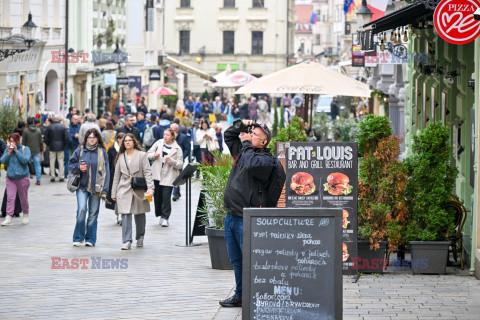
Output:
[111, 133, 154, 250]
[147, 128, 183, 227]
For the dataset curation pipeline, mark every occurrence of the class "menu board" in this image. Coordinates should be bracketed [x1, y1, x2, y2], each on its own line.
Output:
[276, 142, 358, 275]
[243, 208, 342, 320]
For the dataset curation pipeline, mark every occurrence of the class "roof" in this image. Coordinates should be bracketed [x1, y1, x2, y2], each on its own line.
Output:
[296, 4, 313, 34]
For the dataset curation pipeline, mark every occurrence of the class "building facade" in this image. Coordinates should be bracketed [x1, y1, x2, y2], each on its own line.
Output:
[163, 0, 295, 94]
[0, 0, 66, 116]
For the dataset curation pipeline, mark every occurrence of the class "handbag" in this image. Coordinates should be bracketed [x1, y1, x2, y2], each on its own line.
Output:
[66, 147, 83, 193]
[124, 153, 147, 190]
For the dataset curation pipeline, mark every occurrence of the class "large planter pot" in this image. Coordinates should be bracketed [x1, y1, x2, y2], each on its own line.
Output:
[409, 241, 450, 274]
[357, 240, 388, 274]
[205, 227, 233, 270]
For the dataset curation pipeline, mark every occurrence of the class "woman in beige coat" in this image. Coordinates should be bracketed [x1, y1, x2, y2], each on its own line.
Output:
[111, 133, 154, 250]
[196, 120, 218, 165]
[147, 128, 183, 227]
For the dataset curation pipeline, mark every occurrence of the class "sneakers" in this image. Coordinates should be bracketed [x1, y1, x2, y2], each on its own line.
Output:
[219, 295, 242, 307]
[22, 214, 29, 225]
[136, 236, 144, 247]
[73, 241, 84, 247]
[161, 219, 169, 227]
[1, 216, 13, 226]
[159, 217, 165, 225]
[121, 242, 131, 250]
[59, 178, 65, 182]
[85, 242, 94, 247]
[50, 178, 55, 182]
[172, 194, 180, 202]
[36, 181, 41, 185]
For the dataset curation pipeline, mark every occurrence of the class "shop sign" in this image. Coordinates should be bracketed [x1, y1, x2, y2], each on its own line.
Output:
[117, 77, 129, 85]
[216, 63, 240, 71]
[149, 69, 161, 81]
[0, 46, 43, 72]
[434, 0, 480, 45]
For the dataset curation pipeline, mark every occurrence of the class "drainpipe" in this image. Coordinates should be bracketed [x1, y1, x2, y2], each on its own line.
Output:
[472, 35, 479, 277]
[286, 0, 289, 67]
[64, 0, 69, 114]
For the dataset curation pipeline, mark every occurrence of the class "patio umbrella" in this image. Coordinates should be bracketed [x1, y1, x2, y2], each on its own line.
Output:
[150, 86, 177, 95]
[235, 61, 371, 125]
[212, 70, 257, 88]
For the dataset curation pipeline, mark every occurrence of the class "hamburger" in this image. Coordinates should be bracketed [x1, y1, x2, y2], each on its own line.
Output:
[324, 172, 352, 196]
[343, 243, 349, 262]
[342, 210, 350, 229]
[290, 172, 316, 195]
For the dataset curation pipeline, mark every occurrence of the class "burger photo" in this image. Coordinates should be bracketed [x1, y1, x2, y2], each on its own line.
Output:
[290, 172, 316, 196]
[342, 243, 349, 262]
[342, 210, 350, 229]
[323, 172, 353, 196]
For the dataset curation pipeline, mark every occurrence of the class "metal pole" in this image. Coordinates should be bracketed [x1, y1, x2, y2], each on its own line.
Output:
[64, 0, 69, 113]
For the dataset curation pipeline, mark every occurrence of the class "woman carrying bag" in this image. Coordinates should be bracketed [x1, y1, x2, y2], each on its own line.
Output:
[196, 121, 218, 165]
[106, 132, 125, 225]
[111, 133, 154, 250]
[68, 129, 110, 246]
[147, 128, 183, 227]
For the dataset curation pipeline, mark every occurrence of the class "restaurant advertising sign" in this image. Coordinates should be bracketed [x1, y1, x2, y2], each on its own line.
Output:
[434, 0, 480, 45]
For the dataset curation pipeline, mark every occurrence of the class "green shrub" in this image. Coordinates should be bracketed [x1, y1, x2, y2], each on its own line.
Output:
[356, 114, 392, 156]
[332, 117, 358, 142]
[404, 122, 458, 241]
[268, 119, 308, 155]
[0, 104, 21, 141]
[197, 152, 235, 229]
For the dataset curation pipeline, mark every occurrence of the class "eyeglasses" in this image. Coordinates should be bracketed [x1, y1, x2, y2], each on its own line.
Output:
[124, 139, 134, 143]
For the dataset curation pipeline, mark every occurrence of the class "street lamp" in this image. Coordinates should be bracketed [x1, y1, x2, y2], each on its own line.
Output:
[356, 0, 373, 27]
[0, 12, 38, 61]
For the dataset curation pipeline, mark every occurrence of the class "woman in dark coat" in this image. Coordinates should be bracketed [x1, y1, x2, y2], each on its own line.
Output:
[106, 132, 125, 225]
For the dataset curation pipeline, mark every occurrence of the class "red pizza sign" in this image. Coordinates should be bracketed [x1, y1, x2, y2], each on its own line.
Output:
[434, 0, 480, 44]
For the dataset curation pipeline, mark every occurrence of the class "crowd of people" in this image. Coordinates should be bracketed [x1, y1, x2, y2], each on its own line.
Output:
[0, 93, 288, 249]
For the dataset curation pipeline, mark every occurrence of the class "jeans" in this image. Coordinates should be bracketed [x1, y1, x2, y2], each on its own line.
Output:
[172, 169, 182, 197]
[64, 149, 70, 178]
[31, 153, 41, 182]
[224, 213, 243, 298]
[73, 188, 101, 245]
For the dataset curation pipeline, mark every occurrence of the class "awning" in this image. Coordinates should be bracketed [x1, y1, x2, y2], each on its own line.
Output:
[166, 56, 216, 82]
[361, 3, 434, 34]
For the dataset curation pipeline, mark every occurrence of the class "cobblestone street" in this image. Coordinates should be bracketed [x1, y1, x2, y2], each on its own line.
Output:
[1, 177, 480, 320]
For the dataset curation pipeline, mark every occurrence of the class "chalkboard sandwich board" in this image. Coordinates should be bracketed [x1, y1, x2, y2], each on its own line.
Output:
[243, 208, 343, 320]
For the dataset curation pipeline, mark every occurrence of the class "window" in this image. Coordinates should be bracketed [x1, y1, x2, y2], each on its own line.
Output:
[179, 30, 190, 54]
[224, 0, 235, 8]
[252, 0, 264, 8]
[316, 34, 320, 45]
[180, 0, 190, 8]
[252, 31, 263, 55]
[223, 31, 235, 54]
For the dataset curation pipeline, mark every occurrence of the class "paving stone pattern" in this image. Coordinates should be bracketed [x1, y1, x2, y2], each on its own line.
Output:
[1, 176, 480, 320]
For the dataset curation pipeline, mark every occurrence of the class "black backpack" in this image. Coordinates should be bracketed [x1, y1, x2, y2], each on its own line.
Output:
[265, 160, 286, 207]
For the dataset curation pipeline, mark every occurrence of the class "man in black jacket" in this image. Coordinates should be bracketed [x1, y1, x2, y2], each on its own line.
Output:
[44, 115, 69, 182]
[116, 114, 141, 143]
[219, 119, 277, 308]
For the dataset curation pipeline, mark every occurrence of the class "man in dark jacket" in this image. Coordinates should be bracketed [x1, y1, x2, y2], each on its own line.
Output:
[170, 123, 189, 201]
[22, 117, 44, 185]
[134, 112, 148, 142]
[44, 115, 69, 182]
[65, 115, 81, 178]
[330, 96, 339, 121]
[219, 119, 277, 308]
[117, 114, 141, 143]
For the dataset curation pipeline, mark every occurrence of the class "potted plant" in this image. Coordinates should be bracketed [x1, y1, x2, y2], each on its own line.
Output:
[357, 115, 408, 273]
[197, 152, 234, 270]
[404, 121, 458, 274]
[268, 115, 308, 155]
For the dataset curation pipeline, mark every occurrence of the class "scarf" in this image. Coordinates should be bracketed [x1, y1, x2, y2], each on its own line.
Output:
[85, 143, 106, 197]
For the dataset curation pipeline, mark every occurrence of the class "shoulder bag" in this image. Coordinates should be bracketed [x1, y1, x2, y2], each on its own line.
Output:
[67, 147, 83, 193]
[124, 153, 147, 190]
